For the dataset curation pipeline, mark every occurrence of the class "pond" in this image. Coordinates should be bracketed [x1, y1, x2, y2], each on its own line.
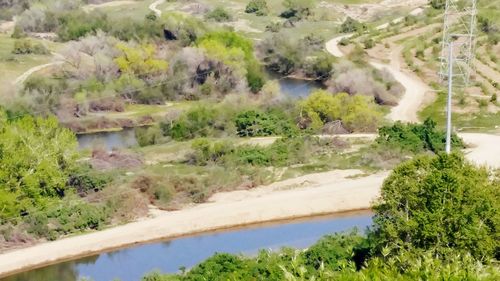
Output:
[77, 128, 138, 151]
[278, 78, 324, 98]
[2, 211, 372, 281]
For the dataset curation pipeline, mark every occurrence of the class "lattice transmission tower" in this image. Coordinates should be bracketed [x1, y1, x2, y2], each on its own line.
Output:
[440, 0, 477, 154]
[439, 0, 477, 87]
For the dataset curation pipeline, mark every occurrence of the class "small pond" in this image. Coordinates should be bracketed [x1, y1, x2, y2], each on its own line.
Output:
[2, 212, 372, 281]
[77, 128, 138, 151]
[278, 78, 324, 99]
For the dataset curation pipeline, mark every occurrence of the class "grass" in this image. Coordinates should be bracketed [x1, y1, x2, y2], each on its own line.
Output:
[0, 34, 55, 98]
[419, 90, 500, 132]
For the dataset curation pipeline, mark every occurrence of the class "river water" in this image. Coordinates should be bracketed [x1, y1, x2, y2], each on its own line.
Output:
[2, 212, 372, 281]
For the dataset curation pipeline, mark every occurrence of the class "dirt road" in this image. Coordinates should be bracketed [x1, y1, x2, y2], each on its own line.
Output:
[149, 0, 165, 16]
[13, 61, 64, 86]
[0, 169, 388, 278]
[460, 133, 500, 168]
[82, 1, 136, 12]
[326, 7, 428, 123]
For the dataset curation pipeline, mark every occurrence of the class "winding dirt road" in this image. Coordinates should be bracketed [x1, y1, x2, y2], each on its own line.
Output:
[326, 7, 428, 123]
[149, 0, 165, 16]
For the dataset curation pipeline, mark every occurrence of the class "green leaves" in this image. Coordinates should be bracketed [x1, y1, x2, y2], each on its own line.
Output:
[371, 153, 500, 261]
[376, 118, 465, 153]
[299, 90, 382, 132]
[0, 111, 78, 220]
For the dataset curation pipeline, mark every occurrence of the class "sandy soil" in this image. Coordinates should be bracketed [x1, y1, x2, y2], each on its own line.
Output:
[0, 169, 388, 278]
[460, 133, 500, 168]
[319, 0, 426, 22]
[0, 20, 14, 34]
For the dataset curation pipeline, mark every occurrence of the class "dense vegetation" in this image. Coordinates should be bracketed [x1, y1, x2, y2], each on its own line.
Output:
[142, 153, 500, 280]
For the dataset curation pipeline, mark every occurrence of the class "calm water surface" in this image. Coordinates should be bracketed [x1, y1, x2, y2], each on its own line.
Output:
[3, 212, 372, 281]
[77, 128, 138, 151]
[278, 78, 324, 98]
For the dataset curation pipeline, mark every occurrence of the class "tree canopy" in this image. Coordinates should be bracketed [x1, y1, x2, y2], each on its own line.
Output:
[371, 153, 500, 261]
[0, 111, 78, 220]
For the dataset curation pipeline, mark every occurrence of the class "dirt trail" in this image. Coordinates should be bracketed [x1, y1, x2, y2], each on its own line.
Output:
[13, 61, 64, 86]
[0, 169, 388, 278]
[82, 0, 136, 12]
[149, 0, 165, 16]
[325, 7, 429, 122]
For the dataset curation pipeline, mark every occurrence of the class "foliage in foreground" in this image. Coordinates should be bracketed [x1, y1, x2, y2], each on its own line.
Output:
[143, 153, 500, 280]
[371, 153, 499, 261]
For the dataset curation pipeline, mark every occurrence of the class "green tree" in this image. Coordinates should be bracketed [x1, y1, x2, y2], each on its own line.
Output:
[370, 153, 500, 261]
[0, 111, 78, 219]
[197, 32, 266, 92]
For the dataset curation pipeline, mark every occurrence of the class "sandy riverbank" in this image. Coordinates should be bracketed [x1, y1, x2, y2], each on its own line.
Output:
[0, 169, 388, 278]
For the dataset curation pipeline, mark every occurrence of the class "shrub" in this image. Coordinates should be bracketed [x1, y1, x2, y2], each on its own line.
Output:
[280, 0, 315, 21]
[12, 39, 49, 55]
[56, 10, 110, 41]
[245, 0, 269, 16]
[340, 17, 366, 33]
[376, 118, 464, 153]
[234, 109, 297, 137]
[161, 106, 220, 140]
[303, 231, 365, 270]
[371, 153, 500, 261]
[68, 164, 112, 195]
[299, 90, 382, 132]
[190, 138, 234, 166]
[205, 7, 232, 22]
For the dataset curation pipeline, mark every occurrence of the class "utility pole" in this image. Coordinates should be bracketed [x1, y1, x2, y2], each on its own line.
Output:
[440, 0, 477, 154]
[445, 42, 453, 154]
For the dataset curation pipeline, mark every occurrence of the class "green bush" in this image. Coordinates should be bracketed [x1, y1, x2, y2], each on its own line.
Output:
[190, 139, 234, 166]
[161, 106, 219, 140]
[303, 231, 365, 270]
[245, 0, 269, 16]
[135, 125, 165, 146]
[340, 17, 366, 33]
[12, 39, 49, 55]
[68, 164, 112, 195]
[234, 109, 297, 137]
[205, 7, 232, 22]
[376, 118, 464, 153]
[371, 153, 500, 261]
[56, 10, 110, 41]
[235, 137, 307, 167]
[299, 90, 382, 132]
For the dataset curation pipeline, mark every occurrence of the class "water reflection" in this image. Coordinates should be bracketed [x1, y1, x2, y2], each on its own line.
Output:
[278, 78, 324, 98]
[77, 128, 138, 151]
[2, 212, 372, 281]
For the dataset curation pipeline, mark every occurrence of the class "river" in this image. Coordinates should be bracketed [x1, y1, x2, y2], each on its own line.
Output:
[76, 78, 322, 151]
[2, 212, 372, 281]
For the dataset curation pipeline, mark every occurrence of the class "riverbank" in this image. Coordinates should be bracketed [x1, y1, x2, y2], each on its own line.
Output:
[0, 169, 387, 278]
